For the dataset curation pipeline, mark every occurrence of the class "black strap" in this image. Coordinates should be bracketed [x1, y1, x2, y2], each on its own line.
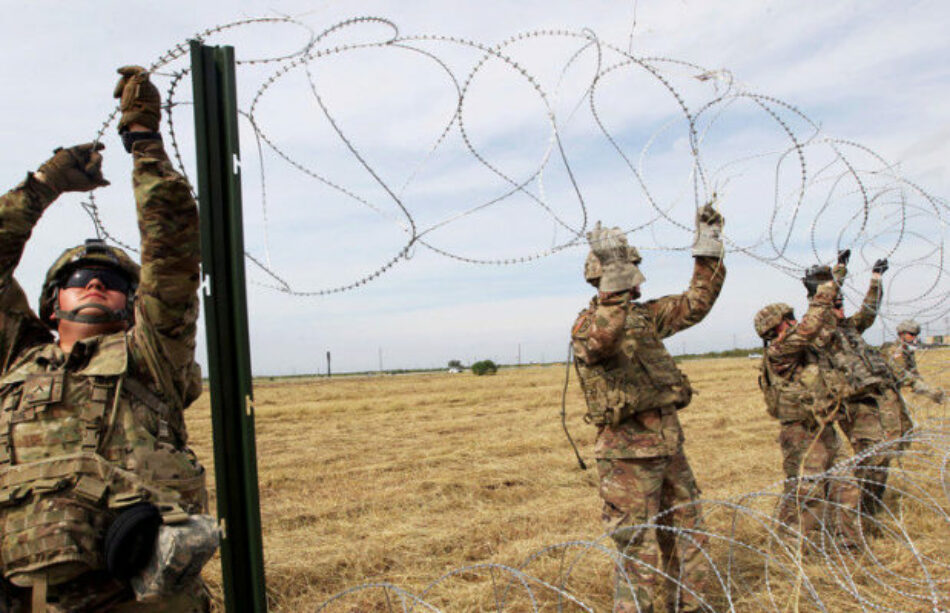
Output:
[55, 304, 129, 325]
[120, 131, 162, 153]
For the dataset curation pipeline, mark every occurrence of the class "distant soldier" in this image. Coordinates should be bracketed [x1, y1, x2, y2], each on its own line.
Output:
[754, 269, 860, 548]
[0, 67, 216, 611]
[571, 203, 725, 613]
[881, 320, 946, 404]
[807, 253, 910, 515]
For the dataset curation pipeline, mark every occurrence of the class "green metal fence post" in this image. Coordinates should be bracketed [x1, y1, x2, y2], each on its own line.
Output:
[190, 40, 267, 613]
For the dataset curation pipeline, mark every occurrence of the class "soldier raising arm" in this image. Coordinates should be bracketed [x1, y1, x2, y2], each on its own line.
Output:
[571, 203, 725, 613]
[755, 258, 861, 547]
[840, 258, 886, 332]
[0, 66, 215, 612]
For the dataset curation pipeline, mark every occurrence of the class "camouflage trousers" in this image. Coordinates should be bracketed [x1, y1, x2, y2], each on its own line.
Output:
[1, 571, 210, 612]
[596, 452, 708, 613]
[839, 391, 910, 516]
[775, 420, 861, 546]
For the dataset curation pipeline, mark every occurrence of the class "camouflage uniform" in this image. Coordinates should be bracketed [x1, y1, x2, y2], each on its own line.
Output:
[881, 339, 945, 404]
[757, 283, 861, 546]
[573, 256, 725, 613]
[819, 276, 910, 514]
[0, 140, 209, 611]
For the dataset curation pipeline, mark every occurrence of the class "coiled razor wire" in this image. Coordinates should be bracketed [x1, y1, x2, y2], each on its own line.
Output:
[307, 400, 949, 613]
[71, 15, 950, 611]
[79, 15, 949, 316]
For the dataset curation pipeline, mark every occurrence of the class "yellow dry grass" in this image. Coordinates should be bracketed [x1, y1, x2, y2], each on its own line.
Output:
[184, 349, 950, 612]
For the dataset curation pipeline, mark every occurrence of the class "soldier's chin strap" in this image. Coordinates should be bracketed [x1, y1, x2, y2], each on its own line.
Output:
[55, 303, 130, 325]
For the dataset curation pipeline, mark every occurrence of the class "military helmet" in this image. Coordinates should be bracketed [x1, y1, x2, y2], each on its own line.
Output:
[754, 302, 795, 340]
[39, 239, 140, 329]
[896, 319, 921, 336]
[584, 246, 645, 288]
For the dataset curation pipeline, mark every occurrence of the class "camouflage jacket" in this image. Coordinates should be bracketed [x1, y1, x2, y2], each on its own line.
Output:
[0, 140, 204, 586]
[881, 340, 945, 402]
[761, 282, 839, 422]
[880, 341, 919, 387]
[841, 275, 882, 335]
[572, 256, 725, 459]
[817, 275, 893, 400]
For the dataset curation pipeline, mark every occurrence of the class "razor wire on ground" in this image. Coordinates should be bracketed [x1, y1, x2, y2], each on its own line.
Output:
[72, 14, 950, 612]
[307, 400, 950, 613]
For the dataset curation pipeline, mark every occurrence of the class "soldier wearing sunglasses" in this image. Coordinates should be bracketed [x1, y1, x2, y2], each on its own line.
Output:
[0, 66, 214, 611]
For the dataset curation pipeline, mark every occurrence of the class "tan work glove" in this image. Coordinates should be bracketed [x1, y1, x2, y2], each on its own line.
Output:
[114, 65, 161, 132]
[692, 200, 724, 257]
[587, 222, 638, 293]
[36, 143, 109, 193]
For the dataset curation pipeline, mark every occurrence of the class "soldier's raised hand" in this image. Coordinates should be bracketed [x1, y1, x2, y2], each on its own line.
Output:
[36, 143, 109, 193]
[586, 222, 638, 293]
[586, 221, 628, 264]
[872, 258, 889, 276]
[692, 199, 724, 257]
[837, 249, 851, 266]
[113, 65, 161, 133]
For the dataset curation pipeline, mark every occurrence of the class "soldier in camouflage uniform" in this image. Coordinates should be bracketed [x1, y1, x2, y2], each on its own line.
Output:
[881, 320, 945, 404]
[807, 254, 910, 516]
[754, 266, 860, 548]
[0, 67, 214, 611]
[572, 204, 725, 613]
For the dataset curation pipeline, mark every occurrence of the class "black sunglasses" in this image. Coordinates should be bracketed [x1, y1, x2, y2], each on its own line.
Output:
[62, 268, 132, 293]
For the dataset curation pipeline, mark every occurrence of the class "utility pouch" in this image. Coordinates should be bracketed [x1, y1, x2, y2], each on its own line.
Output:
[581, 369, 625, 427]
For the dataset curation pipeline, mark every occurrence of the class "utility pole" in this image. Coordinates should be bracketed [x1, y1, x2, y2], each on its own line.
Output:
[191, 41, 266, 613]
[326, 350, 331, 378]
[378, 346, 383, 373]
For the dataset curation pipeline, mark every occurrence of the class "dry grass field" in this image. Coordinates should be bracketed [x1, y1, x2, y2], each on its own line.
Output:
[184, 349, 950, 612]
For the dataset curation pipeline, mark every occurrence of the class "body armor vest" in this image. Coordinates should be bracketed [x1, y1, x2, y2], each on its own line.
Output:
[759, 348, 835, 423]
[0, 333, 205, 588]
[574, 304, 692, 427]
[823, 324, 893, 400]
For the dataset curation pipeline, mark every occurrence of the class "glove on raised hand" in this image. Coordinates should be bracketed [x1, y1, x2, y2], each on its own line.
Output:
[114, 65, 161, 133]
[802, 264, 834, 298]
[692, 201, 724, 257]
[872, 258, 889, 275]
[587, 222, 639, 293]
[36, 143, 109, 193]
[837, 249, 851, 266]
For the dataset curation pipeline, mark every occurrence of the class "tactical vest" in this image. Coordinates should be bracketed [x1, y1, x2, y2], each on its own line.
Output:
[0, 333, 205, 588]
[759, 349, 834, 423]
[822, 325, 893, 400]
[574, 303, 692, 427]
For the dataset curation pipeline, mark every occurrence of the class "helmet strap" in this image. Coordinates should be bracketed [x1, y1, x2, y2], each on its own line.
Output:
[55, 303, 130, 325]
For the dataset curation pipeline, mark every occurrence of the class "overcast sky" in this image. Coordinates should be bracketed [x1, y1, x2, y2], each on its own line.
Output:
[2, 1, 949, 374]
